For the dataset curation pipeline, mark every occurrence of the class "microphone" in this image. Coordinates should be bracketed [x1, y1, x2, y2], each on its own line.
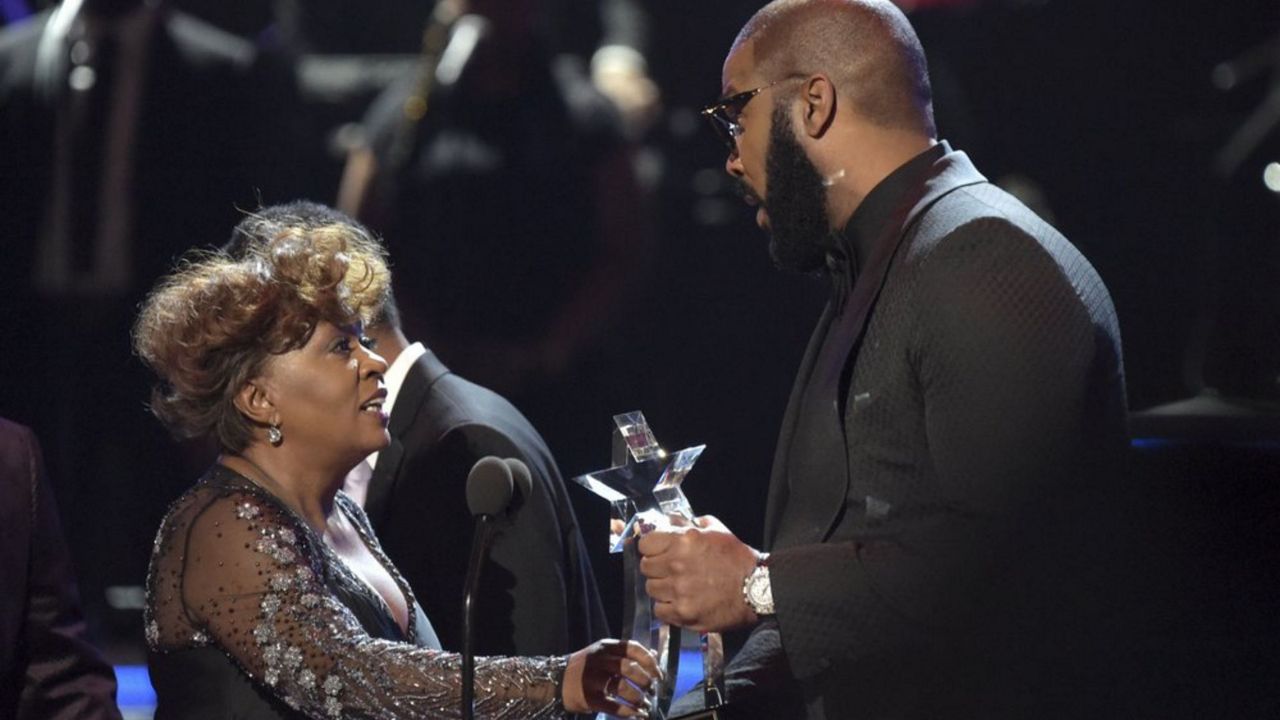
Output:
[466, 455, 514, 517]
[462, 456, 513, 720]
[503, 457, 533, 512]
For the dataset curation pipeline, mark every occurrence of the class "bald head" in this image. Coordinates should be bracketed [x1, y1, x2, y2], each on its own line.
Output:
[733, 0, 935, 137]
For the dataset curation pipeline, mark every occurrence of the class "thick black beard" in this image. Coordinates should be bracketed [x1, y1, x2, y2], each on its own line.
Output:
[762, 103, 838, 273]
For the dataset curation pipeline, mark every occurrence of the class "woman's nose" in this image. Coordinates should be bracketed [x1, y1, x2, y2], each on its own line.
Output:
[360, 344, 389, 377]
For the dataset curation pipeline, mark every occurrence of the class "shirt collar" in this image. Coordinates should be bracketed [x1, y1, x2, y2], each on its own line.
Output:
[366, 341, 427, 470]
[382, 341, 427, 420]
[829, 141, 950, 291]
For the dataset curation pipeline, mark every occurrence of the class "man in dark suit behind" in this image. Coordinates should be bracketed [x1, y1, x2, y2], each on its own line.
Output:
[0, 417, 122, 719]
[638, 1, 1136, 718]
[226, 202, 609, 657]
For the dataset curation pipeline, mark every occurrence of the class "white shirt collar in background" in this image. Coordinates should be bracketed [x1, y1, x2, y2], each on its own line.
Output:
[344, 341, 428, 506]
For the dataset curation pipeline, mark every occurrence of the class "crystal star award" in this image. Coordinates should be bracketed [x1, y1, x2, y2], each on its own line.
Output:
[573, 412, 725, 719]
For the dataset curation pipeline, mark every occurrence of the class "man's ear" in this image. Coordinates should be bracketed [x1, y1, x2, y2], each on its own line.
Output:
[799, 74, 837, 139]
[234, 378, 276, 427]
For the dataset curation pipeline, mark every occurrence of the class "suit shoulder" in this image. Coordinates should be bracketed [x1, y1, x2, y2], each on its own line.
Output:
[908, 184, 1104, 291]
[0, 416, 34, 444]
[907, 183, 1060, 255]
[426, 374, 542, 438]
[0, 418, 37, 528]
[0, 417, 37, 477]
[401, 371, 556, 463]
[898, 184, 1118, 337]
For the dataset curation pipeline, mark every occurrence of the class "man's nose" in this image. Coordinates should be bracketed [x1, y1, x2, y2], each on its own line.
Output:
[725, 148, 744, 177]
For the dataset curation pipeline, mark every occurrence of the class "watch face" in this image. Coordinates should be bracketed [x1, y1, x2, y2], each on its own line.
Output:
[748, 568, 772, 610]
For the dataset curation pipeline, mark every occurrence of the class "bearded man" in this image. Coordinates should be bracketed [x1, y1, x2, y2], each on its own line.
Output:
[636, 1, 1132, 717]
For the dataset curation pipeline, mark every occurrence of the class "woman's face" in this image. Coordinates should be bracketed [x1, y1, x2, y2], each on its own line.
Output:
[260, 320, 390, 466]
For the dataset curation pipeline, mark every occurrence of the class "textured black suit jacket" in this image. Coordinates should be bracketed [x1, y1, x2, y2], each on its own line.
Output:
[0, 418, 121, 719]
[716, 146, 1129, 719]
[362, 349, 609, 656]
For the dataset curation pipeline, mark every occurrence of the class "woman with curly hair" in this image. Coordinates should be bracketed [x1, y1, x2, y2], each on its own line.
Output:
[132, 216, 656, 719]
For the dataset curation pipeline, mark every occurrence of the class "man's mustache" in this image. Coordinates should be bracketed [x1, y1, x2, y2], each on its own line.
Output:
[731, 178, 764, 207]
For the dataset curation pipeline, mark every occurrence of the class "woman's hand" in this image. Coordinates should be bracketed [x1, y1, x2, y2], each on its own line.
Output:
[562, 639, 660, 718]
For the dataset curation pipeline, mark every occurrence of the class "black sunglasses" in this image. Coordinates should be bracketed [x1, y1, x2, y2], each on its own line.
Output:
[700, 77, 803, 152]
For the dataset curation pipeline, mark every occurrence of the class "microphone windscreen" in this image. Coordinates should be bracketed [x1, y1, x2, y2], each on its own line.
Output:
[466, 456, 514, 517]
[503, 458, 533, 506]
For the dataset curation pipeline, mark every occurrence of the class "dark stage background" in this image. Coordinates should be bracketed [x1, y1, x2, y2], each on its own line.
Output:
[1, 0, 1278, 705]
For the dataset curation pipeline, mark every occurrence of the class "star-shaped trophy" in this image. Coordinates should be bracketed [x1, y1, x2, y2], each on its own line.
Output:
[574, 412, 725, 720]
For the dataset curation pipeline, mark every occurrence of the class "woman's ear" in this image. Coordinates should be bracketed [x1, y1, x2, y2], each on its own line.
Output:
[234, 378, 276, 427]
[800, 74, 837, 139]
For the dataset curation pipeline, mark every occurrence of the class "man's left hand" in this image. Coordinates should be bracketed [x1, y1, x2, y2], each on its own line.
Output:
[637, 516, 761, 632]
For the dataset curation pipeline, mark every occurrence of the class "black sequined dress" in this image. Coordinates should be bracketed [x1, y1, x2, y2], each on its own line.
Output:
[145, 465, 567, 719]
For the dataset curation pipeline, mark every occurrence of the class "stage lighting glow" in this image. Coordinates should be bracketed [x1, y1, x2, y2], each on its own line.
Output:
[106, 585, 146, 610]
[68, 65, 96, 92]
[114, 665, 156, 710]
[1263, 162, 1280, 193]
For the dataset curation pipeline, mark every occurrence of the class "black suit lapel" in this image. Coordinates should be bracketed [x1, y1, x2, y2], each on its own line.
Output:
[772, 148, 987, 549]
[364, 437, 403, 527]
[763, 302, 836, 550]
[364, 349, 452, 525]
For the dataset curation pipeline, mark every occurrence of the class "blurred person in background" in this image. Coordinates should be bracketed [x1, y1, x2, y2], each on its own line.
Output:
[336, 0, 653, 401]
[0, 0, 306, 642]
[1, 417, 121, 720]
[267, 0, 658, 136]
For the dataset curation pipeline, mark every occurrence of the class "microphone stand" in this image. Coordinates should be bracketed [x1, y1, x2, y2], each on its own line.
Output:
[460, 455, 512, 720]
[461, 513, 498, 720]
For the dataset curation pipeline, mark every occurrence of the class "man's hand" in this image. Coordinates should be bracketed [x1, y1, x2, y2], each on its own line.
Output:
[637, 515, 762, 632]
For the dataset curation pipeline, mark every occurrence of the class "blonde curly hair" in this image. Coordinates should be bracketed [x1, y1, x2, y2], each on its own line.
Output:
[133, 216, 390, 452]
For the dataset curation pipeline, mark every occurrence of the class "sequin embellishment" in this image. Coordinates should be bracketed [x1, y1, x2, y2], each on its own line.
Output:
[144, 469, 567, 718]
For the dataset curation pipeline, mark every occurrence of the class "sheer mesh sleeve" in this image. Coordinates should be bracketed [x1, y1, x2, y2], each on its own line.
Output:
[145, 481, 566, 719]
